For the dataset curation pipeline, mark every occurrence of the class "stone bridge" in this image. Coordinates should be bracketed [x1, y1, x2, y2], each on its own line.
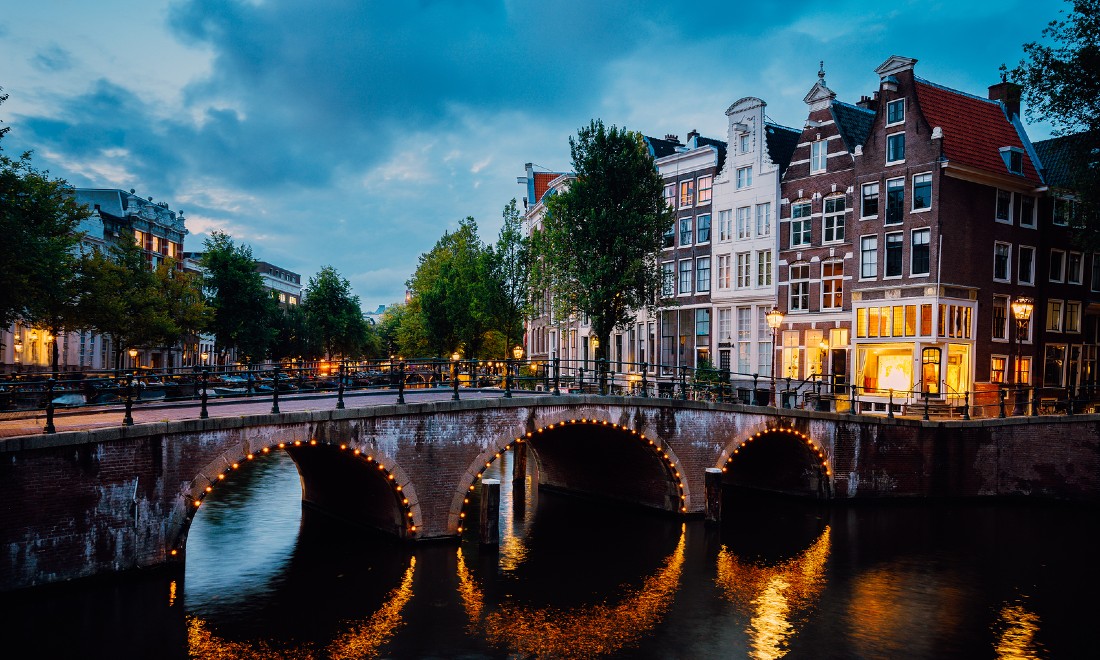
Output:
[2, 393, 1099, 591]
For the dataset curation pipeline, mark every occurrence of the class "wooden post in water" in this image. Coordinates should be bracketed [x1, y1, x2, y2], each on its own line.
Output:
[479, 479, 501, 546]
[704, 468, 723, 525]
[511, 442, 528, 509]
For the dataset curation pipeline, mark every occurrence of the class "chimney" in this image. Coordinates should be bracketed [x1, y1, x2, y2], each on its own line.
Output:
[664, 134, 681, 144]
[857, 95, 875, 110]
[989, 79, 1022, 118]
[687, 129, 700, 144]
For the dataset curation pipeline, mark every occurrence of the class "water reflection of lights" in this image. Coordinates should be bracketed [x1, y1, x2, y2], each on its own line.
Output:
[994, 598, 1044, 659]
[715, 527, 830, 660]
[457, 527, 686, 659]
[186, 556, 416, 660]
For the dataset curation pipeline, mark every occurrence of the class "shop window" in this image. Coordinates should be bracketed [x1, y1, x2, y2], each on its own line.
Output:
[857, 345, 913, 395]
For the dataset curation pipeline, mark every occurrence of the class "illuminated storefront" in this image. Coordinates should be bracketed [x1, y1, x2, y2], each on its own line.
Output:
[852, 296, 975, 411]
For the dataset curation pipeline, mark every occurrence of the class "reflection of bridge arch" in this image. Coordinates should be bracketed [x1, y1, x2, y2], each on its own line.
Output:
[177, 437, 421, 557]
[718, 425, 833, 498]
[453, 417, 688, 533]
[456, 527, 686, 658]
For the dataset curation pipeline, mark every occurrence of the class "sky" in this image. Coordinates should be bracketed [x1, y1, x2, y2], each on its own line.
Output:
[0, 0, 1068, 310]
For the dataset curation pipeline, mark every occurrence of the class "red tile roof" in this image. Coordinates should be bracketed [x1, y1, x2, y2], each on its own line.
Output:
[914, 79, 1041, 184]
[533, 172, 558, 205]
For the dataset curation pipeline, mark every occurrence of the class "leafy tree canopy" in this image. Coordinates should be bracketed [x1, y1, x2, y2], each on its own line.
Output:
[301, 265, 372, 359]
[200, 231, 277, 362]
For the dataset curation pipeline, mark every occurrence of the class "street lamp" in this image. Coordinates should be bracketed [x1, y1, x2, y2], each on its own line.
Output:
[200, 351, 209, 366]
[1011, 296, 1034, 415]
[128, 348, 138, 370]
[818, 340, 829, 393]
[766, 306, 784, 406]
[513, 345, 524, 360]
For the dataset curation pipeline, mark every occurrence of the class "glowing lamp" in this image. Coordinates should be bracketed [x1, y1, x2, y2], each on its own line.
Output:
[513, 345, 524, 360]
[1011, 296, 1034, 322]
[766, 306, 784, 330]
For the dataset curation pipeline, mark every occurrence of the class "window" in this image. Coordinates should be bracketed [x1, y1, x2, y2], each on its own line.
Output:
[680, 218, 692, 246]
[757, 308, 773, 378]
[1019, 246, 1035, 284]
[663, 184, 676, 209]
[860, 235, 878, 278]
[696, 257, 711, 292]
[789, 264, 810, 312]
[1068, 252, 1083, 284]
[887, 99, 905, 125]
[1066, 301, 1081, 333]
[680, 180, 694, 206]
[791, 201, 812, 247]
[717, 255, 731, 290]
[822, 261, 843, 309]
[737, 206, 752, 239]
[757, 250, 772, 286]
[697, 214, 711, 243]
[678, 260, 693, 294]
[1001, 147, 1024, 175]
[739, 133, 750, 153]
[990, 356, 1007, 384]
[885, 232, 903, 277]
[994, 242, 1011, 281]
[697, 175, 713, 204]
[823, 196, 845, 242]
[1017, 356, 1033, 385]
[811, 140, 827, 173]
[912, 173, 932, 210]
[1020, 195, 1036, 227]
[737, 307, 752, 373]
[662, 226, 674, 249]
[736, 166, 753, 189]
[1047, 300, 1063, 332]
[996, 189, 1013, 223]
[662, 262, 674, 297]
[1054, 197, 1075, 226]
[911, 228, 930, 275]
[1050, 249, 1065, 282]
[719, 308, 733, 341]
[696, 308, 711, 337]
[756, 202, 772, 236]
[885, 178, 904, 225]
[992, 295, 1009, 340]
[1044, 344, 1066, 387]
[736, 252, 751, 288]
[861, 182, 879, 217]
[719, 209, 732, 241]
[887, 133, 905, 163]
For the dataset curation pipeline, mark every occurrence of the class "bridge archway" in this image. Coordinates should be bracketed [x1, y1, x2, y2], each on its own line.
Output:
[174, 437, 420, 558]
[453, 417, 687, 533]
[718, 425, 833, 499]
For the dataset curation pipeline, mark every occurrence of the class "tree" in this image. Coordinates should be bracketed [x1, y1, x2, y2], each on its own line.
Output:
[200, 232, 277, 363]
[301, 265, 371, 359]
[1, 87, 89, 365]
[378, 301, 430, 358]
[407, 217, 496, 358]
[486, 199, 531, 359]
[534, 119, 674, 377]
[1006, 0, 1100, 243]
[147, 261, 211, 370]
[271, 304, 313, 361]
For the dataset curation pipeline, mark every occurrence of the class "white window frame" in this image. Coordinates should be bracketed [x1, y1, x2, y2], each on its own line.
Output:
[811, 140, 827, 174]
[860, 235, 878, 280]
[1020, 195, 1036, 228]
[911, 228, 931, 276]
[885, 177, 904, 225]
[886, 132, 905, 164]
[697, 175, 713, 204]
[823, 195, 845, 243]
[995, 189, 1014, 224]
[1067, 251, 1083, 285]
[861, 182, 879, 219]
[1019, 245, 1036, 285]
[736, 206, 752, 240]
[884, 231, 904, 279]
[718, 209, 732, 242]
[696, 257, 711, 293]
[661, 261, 675, 297]
[736, 252, 752, 289]
[788, 263, 810, 312]
[717, 254, 731, 290]
[696, 213, 711, 244]
[680, 179, 694, 207]
[992, 295, 1010, 342]
[678, 259, 693, 296]
[993, 241, 1012, 282]
[739, 133, 751, 153]
[679, 217, 693, 247]
[756, 249, 772, 287]
[1050, 249, 1065, 283]
[886, 98, 905, 126]
[663, 184, 676, 210]
[821, 260, 843, 310]
[736, 166, 753, 190]
[791, 201, 812, 248]
[1047, 300, 1064, 332]
[1066, 301, 1081, 333]
[755, 202, 771, 237]
[912, 172, 932, 211]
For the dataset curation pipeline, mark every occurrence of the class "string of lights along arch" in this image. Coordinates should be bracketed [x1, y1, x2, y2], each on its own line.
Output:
[457, 418, 688, 534]
[173, 438, 418, 558]
[722, 427, 832, 477]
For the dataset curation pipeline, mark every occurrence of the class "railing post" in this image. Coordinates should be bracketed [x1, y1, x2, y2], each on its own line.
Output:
[923, 390, 930, 420]
[852, 386, 860, 416]
[452, 359, 461, 401]
[504, 358, 513, 398]
[1067, 386, 1075, 416]
[123, 373, 135, 426]
[44, 378, 56, 434]
[1032, 386, 1040, 416]
[544, 360, 551, 392]
[752, 373, 759, 405]
[999, 387, 1007, 418]
[600, 359, 607, 396]
[641, 362, 649, 398]
[336, 360, 346, 409]
[200, 368, 209, 419]
[271, 366, 281, 414]
[680, 365, 687, 401]
[578, 367, 585, 391]
[609, 367, 616, 395]
[963, 390, 971, 420]
[397, 361, 406, 404]
[888, 388, 895, 419]
[553, 357, 560, 396]
[246, 369, 254, 397]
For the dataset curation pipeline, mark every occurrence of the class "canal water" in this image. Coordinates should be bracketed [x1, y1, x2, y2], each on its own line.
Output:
[4, 448, 1098, 659]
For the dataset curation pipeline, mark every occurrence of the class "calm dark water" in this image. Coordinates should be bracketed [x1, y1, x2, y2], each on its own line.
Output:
[4, 448, 1098, 659]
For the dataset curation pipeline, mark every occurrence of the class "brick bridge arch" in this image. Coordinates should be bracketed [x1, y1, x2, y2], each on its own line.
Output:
[3, 394, 1097, 591]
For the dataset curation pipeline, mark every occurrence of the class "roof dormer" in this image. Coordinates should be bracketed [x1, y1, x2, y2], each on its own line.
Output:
[874, 55, 918, 80]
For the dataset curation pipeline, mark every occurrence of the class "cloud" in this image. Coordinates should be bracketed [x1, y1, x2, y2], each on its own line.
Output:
[31, 45, 74, 73]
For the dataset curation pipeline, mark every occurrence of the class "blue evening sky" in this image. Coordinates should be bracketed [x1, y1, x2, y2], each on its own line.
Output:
[0, 0, 1066, 309]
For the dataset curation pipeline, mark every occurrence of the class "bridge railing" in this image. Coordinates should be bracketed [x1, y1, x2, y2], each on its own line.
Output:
[4, 357, 1100, 433]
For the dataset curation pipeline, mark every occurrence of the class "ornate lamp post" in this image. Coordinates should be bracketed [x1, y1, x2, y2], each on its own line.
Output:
[451, 351, 461, 401]
[128, 348, 139, 371]
[1011, 296, 1034, 415]
[766, 306, 784, 407]
[200, 351, 209, 367]
[13, 339, 22, 372]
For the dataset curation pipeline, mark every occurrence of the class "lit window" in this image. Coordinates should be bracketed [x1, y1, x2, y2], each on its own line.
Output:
[811, 140, 827, 173]
[860, 236, 878, 279]
[823, 196, 845, 242]
[887, 99, 905, 125]
[1044, 344, 1066, 387]
[990, 356, 1007, 384]
[911, 228, 930, 275]
[887, 133, 905, 163]
[697, 175, 713, 204]
[1066, 302, 1081, 333]
[861, 182, 879, 217]
[994, 242, 1011, 281]
[912, 173, 932, 210]
[680, 180, 694, 206]
[1047, 300, 1063, 332]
